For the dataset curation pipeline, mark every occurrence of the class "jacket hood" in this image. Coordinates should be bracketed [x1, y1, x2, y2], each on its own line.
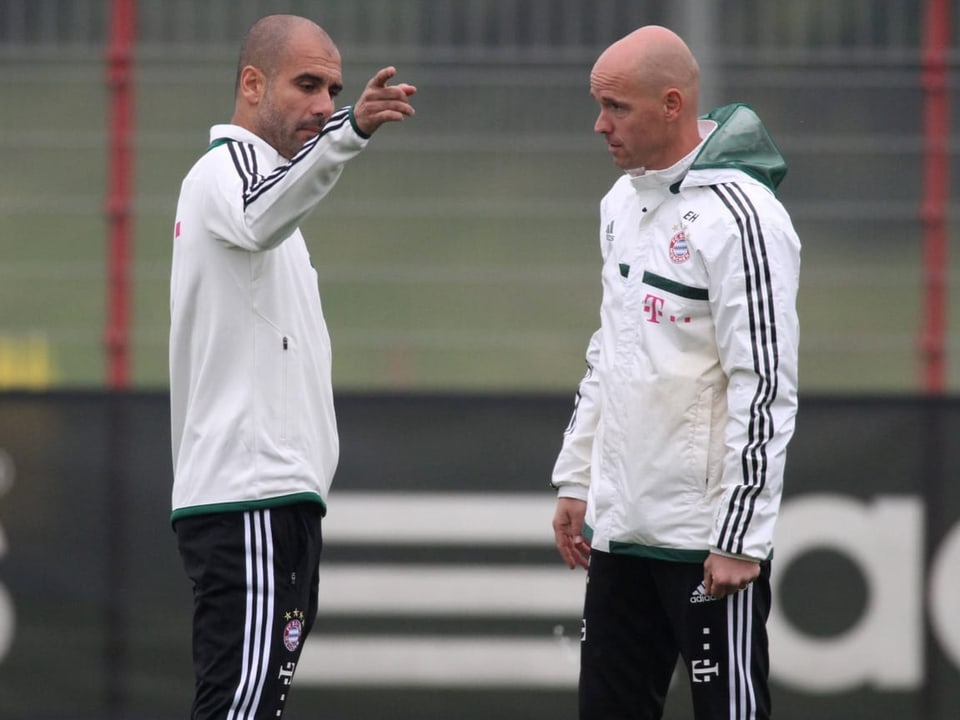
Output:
[686, 103, 788, 192]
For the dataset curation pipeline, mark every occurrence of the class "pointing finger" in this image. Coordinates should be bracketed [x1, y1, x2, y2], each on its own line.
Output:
[368, 66, 397, 89]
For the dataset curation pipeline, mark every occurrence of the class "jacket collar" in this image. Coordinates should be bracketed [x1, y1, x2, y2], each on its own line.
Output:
[626, 119, 717, 195]
[207, 124, 286, 168]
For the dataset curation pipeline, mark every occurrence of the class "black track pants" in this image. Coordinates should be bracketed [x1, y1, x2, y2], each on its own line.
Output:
[176, 504, 324, 720]
[579, 550, 771, 720]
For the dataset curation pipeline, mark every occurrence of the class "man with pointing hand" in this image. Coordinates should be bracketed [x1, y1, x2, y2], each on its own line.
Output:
[169, 15, 415, 720]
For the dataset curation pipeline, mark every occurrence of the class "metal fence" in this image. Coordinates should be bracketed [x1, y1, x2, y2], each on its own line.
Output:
[0, 0, 937, 57]
[0, 0, 957, 391]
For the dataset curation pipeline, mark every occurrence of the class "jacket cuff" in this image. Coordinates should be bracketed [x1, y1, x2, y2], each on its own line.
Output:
[554, 484, 589, 502]
[347, 106, 371, 139]
[709, 546, 762, 563]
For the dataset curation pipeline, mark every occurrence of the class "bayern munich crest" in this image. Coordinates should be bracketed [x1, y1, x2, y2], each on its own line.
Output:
[283, 609, 305, 652]
[669, 227, 691, 263]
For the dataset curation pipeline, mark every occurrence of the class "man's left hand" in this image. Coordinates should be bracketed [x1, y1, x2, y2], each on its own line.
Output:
[703, 552, 761, 598]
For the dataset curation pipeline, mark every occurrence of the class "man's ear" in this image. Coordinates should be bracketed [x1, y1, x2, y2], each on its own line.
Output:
[663, 88, 683, 121]
[238, 65, 265, 104]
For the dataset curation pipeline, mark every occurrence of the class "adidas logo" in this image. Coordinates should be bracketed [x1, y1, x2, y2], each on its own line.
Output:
[689, 581, 718, 604]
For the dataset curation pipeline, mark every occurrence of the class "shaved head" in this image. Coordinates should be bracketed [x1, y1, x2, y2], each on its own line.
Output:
[593, 25, 700, 112]
[235, 15, 335, 95]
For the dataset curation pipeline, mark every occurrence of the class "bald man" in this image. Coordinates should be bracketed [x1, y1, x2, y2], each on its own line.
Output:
[169, 15, 415, 720]
[550, 26, 799, 720]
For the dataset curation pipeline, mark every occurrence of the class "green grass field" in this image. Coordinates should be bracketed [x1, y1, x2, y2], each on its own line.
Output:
[1, 57, 957, 393]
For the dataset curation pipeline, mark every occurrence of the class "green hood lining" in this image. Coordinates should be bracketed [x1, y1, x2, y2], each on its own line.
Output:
[688, 102, 788, 192]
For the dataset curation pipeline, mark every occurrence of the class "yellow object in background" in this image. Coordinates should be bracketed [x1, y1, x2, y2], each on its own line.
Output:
[0, 333, 55, 389]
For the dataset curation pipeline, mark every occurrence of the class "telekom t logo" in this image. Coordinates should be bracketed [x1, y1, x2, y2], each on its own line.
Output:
[643, 293, 665, 323]
[643, 293, 693, 324]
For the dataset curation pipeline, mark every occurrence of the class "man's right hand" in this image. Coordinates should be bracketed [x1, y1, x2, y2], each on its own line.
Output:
[353, 66, 416, 135]
[552, 497, 590, 570]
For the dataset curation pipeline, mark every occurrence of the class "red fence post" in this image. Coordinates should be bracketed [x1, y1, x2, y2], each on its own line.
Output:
[920, 0, 951, 394]
[104, 0, 136, 388]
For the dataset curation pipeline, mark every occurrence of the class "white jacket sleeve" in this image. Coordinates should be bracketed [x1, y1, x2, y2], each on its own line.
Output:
[552, 191, 617, 501]
[705, 184, 801, 560]
[207, 107, 369, 252]
[551, 329, 601, 501]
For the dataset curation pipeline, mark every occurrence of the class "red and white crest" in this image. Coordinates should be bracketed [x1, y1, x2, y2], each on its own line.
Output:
[669, 228, 691, 263]
[282, 609, 305, 652]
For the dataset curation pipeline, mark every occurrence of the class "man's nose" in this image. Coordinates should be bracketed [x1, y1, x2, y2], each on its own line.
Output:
[594, 111, 610, 134]
[312, 93, 335, 120]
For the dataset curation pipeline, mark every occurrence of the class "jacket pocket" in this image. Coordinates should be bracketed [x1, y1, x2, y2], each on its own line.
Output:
[687, 385, 715, 497]
[280, 334, 290, 445]
[276, 333, 306, 450]
[641, 270, 708, 301]
[637, 270, 714, 362]
[256, 323, 298, 451]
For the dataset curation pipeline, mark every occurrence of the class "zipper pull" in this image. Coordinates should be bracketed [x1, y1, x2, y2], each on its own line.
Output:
[282, 336, 288, 350]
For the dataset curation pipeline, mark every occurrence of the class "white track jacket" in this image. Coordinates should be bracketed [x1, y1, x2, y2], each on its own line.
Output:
[552, 104, 800, 562]
[170, 108, 368, 522]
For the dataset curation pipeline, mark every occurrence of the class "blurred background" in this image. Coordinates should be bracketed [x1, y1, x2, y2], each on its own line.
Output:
[0, 0, 957, 393]
[0, 1, 959, 719]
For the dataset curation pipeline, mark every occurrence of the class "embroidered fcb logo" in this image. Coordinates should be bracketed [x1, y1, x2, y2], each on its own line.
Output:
[283, 619, 302, 651]
[669, 229, 690, 263]
[283, 609, 305, 652]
